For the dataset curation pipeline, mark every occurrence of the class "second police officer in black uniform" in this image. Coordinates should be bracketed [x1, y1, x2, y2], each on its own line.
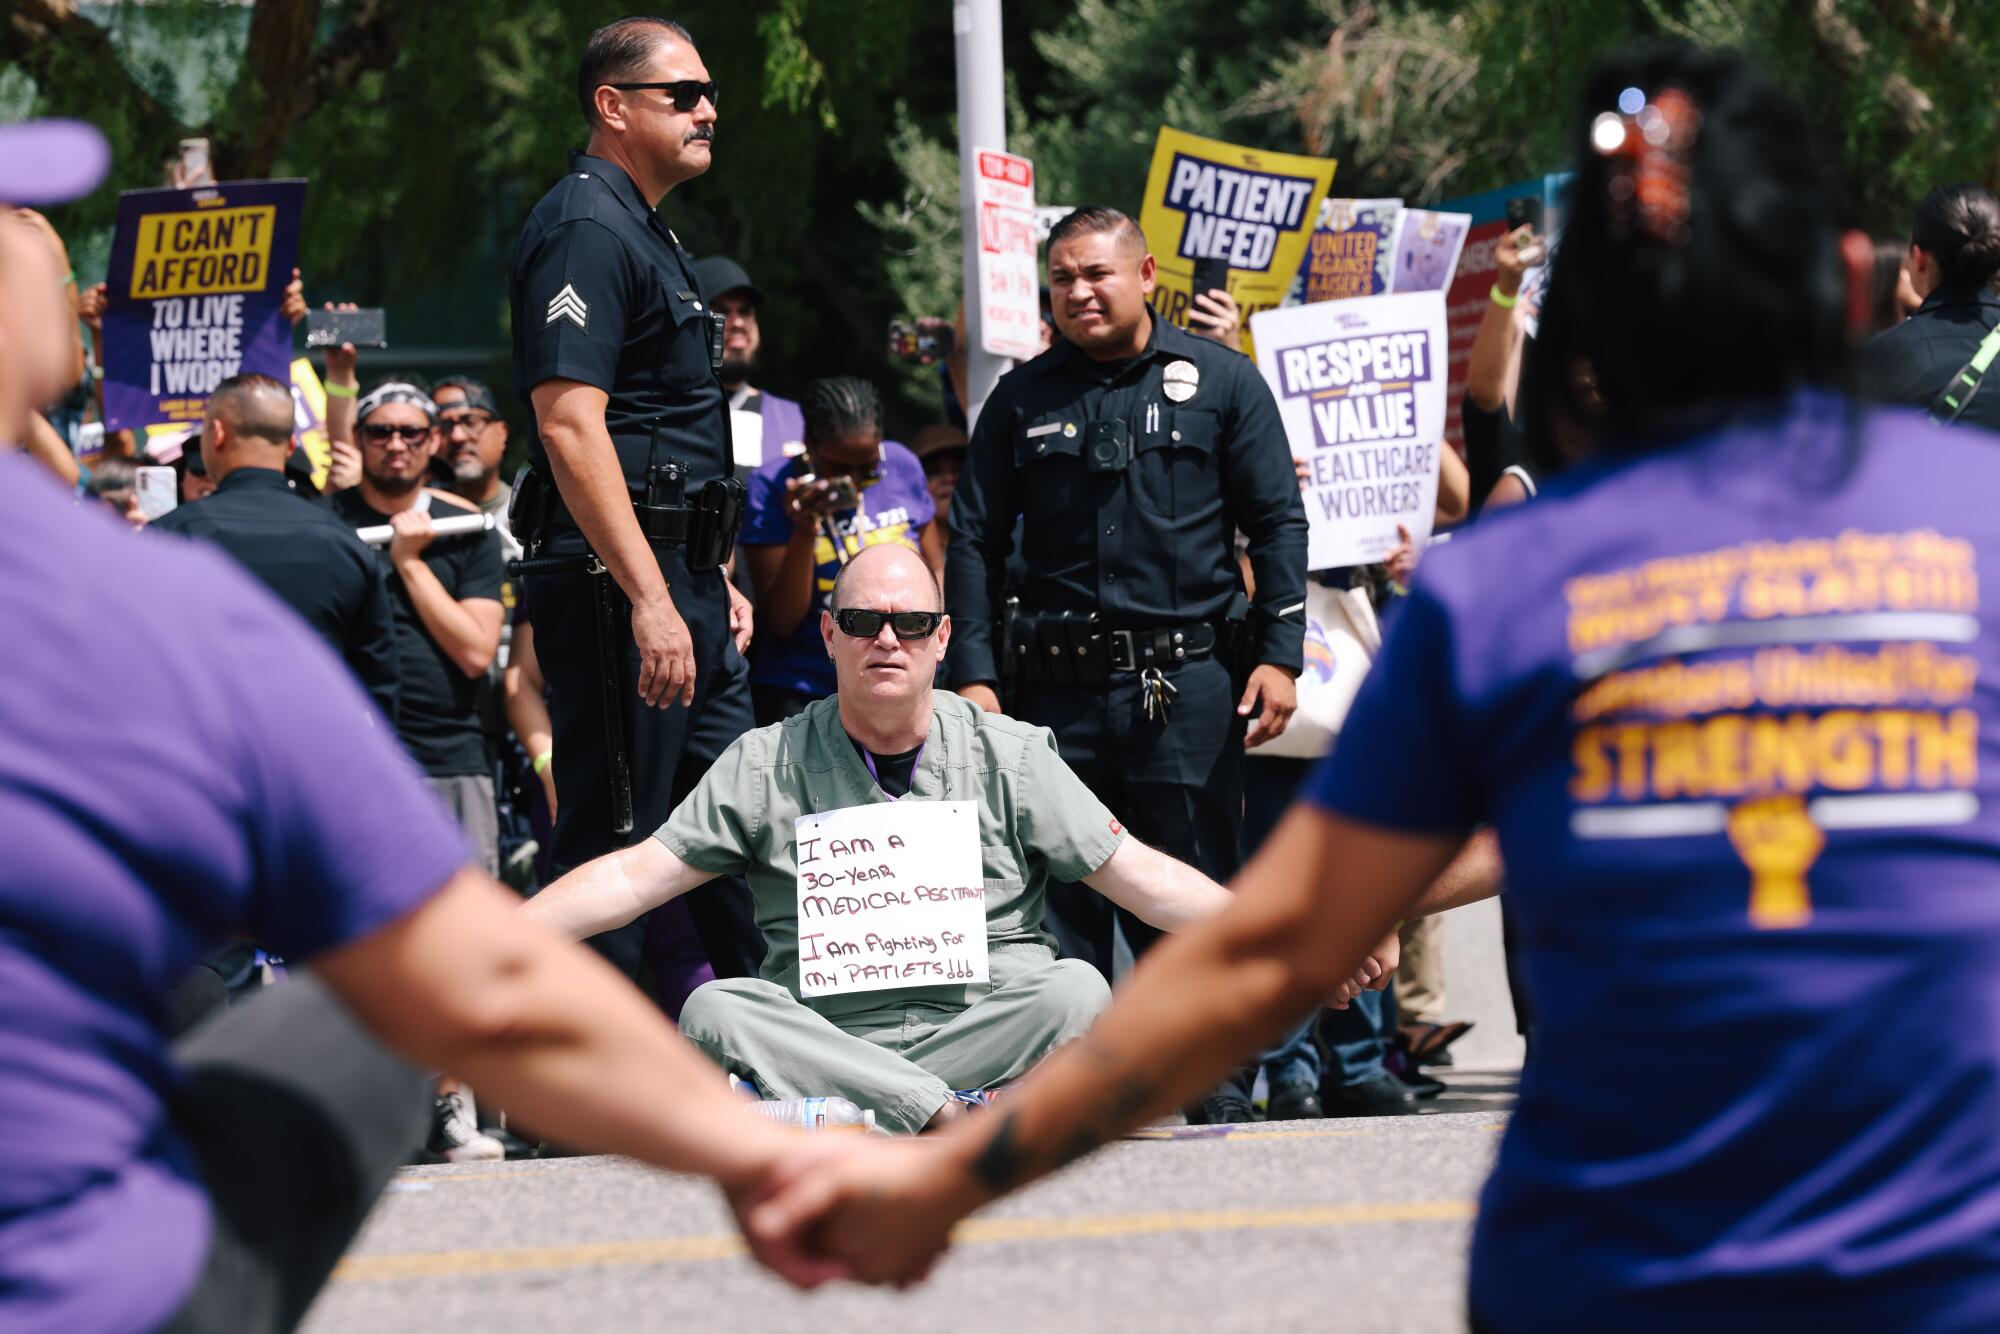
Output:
[946, 207, 1308, 1122]
[508, 17, 760, 980]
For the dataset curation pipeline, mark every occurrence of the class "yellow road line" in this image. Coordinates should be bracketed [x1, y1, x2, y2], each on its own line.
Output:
[333, 1199, 1474, 1283]
[1125, 1127, 1369, 1142]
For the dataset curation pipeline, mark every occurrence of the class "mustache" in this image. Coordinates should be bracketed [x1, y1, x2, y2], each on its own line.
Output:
[685, 126, 715, 145]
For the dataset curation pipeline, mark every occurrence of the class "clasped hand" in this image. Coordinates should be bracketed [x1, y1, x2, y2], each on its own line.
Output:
[726, 1132, 982, 1289]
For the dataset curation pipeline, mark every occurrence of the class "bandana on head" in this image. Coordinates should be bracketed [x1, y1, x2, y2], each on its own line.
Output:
[356, 382, 437, 424]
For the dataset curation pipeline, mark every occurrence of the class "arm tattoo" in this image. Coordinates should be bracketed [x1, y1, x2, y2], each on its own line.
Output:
[969, 1109, 1031, 1193]
[968, 1032, 1164, 1193]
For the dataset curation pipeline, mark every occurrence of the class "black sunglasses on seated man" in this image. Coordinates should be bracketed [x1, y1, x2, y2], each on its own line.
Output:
[833, 609, 944, 640]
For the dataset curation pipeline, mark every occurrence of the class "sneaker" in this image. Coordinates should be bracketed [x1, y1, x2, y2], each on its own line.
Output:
[945, 1087, 1005, 1111]
[429, 1089, 504, 1163]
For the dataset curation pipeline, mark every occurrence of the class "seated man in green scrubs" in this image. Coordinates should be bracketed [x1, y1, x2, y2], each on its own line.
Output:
[527, 543, 1231, 1133]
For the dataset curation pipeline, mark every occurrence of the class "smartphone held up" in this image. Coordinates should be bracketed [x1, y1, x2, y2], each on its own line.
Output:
[888, 319, 954, 364]
[305, 307, 389, 350]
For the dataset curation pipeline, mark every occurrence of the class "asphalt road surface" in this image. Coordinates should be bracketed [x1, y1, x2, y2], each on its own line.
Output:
[303, 1071, 1516, 1334]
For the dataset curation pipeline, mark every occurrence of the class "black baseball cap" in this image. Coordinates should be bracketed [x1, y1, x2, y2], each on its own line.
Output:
[432, 376, 501, 416]
[692, 255, 762, 306]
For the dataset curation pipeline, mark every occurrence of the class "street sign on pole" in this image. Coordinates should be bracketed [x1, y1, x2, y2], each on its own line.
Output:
[971, 148, 1041, 362]
[953, 0, 1009, 430]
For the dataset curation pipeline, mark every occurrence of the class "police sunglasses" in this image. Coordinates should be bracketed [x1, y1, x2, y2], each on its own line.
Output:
[607, 79, 720, 112]
[833, 609, 944, 641]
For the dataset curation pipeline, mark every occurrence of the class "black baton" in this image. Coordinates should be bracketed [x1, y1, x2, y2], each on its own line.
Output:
[508, 553, 635, 837]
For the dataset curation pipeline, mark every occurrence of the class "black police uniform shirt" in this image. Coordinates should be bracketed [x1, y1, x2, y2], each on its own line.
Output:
[151, 467, 400, 724]
[329, 490, 504, 778]
[508, 152, 730, 522]
[1857, 285, 2000, 436]
[944, 313, 1309, 686]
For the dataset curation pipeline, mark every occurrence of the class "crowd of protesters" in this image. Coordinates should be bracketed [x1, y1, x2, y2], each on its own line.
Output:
[16, 120, 2000, 1155]
[9, 19, 2000, 1329]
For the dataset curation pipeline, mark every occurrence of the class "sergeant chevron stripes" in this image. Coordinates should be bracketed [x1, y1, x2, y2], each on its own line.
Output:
[545, 283, 589, 330]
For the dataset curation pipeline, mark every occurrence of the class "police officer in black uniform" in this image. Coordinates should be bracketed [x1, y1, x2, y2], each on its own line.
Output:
[151, 371, 400, 724]
[946, 207, 1308, 1118]
[508, 16, 760, 981]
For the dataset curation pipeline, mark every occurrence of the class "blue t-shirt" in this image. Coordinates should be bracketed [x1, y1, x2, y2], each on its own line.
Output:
[0, 455, 469, 1333]
[1310, 392, 2000, 1328]
[740, 441, 935, 696]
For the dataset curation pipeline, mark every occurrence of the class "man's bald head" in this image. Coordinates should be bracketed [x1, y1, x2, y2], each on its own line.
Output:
[208, 373, 295, 448]
[831, 542, 942, 614]
[201, 373, 295, 482]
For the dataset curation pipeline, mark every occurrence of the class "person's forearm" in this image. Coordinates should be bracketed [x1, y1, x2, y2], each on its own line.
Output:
[543, 424, 671, 611]
[1409, 828, 1502, 917]
[63, 304, 86, 394]
[1132, 861, 1234, 930]
[1435, 441, 1471, 527]
[523, 843, 675, 940]
[323, 873, 791, 1188]
[1095, 845, 1235, 931]
[756, 525, 821, 637]
[395, 559, 499, 676]
[504, 666, 555, 761]
[1464, 299, 1514, 413]
[326, 366, 356, 447]
[23, 412, 80, 487]
[940, 809, 1450, 1198]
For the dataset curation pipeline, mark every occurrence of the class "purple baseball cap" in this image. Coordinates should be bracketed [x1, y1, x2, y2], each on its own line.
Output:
[0, 119, 112, 206]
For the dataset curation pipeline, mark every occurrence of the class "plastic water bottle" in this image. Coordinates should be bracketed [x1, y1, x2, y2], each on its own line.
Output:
[747, 1096, 877, 1132]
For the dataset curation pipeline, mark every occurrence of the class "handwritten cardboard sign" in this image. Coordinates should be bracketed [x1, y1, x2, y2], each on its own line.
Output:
[795, 800, 987, 998]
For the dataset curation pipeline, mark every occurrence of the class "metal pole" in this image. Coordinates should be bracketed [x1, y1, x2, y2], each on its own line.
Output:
[954, 0, 1008, 431]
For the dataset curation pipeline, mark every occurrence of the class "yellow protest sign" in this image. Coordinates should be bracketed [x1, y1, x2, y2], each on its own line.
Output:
[291, 357, 331, 492]
[129, 205, 278, 299]
[1137, 128, 1336, 345]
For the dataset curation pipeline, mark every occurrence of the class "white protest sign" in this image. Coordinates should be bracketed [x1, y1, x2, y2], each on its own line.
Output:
[728, 408, 764, 471]
[971, 148, 1042, 360]
[1033, 204, 1074, 245]
[1251, 292, 1448, 570]
[795, 800, 987, 998]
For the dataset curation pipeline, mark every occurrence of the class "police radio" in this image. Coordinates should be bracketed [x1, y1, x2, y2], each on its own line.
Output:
[1085, 419, 1134, 474]
[634, 459, 690, 546]
[709, 311, 726, 371]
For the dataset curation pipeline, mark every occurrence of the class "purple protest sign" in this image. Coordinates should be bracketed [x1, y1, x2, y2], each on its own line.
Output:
[99, 180, 306, 432]
[1250, 292, 1449, 569]
[1294, 198, 1404, 303]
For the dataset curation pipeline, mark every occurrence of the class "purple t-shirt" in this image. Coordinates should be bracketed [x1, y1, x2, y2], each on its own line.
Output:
[1310, 392, 2000, 1327]
[0, 455, 468, 1332]
[740, 440, 935, 696]
[758, 390, 806, 470]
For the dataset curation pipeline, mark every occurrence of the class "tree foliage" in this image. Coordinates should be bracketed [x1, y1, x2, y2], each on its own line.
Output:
[10, 0, 2000, 432]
